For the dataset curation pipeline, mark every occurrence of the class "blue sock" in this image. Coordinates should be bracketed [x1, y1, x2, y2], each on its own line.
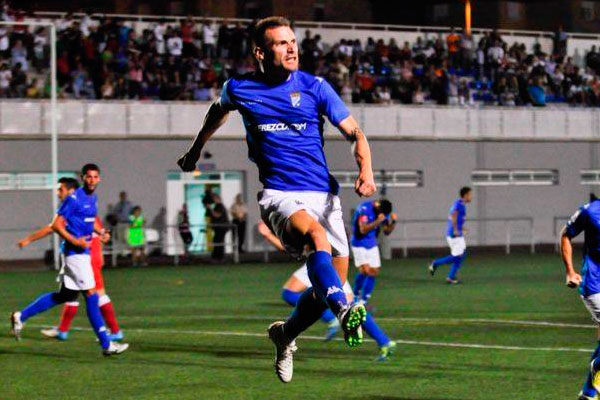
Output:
[448, 254, 465, 280]
[363, 313, 390, 347]
[20, 292, 59, 322]
[320, 309, 336, 324]
[306, 251, 347, 315]
[284, 288, 327, 340]
[353, 273, 367, 297]
[361, 276, 376, 302]
[432, 254, 456, 267]
[85, 293, 110, 349]
[582, 341, 600, 397]
[281, 289, 302, 307]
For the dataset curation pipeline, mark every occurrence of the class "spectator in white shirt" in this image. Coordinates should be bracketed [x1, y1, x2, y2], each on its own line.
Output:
[167, 31, 183, 57]
[202, 20, 216, 58]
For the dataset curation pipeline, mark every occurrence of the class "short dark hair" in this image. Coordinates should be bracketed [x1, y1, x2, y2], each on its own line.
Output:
[460, 186, 472, 198]
[376, 199, 392, 215]
[252, 16, 291, 48]
[58, 177, 79, 190]
[81, 163, 100, 176]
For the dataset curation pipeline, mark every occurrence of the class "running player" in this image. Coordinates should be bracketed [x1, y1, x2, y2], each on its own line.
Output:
[561, 197, 600, 400]
[350, 199, 396, 304]
[18, 191, 124, 342]
[11, 164, 128, 355]
[428, 187, 472, 284]
[259, 221, 397, 361]
[177, 16, 376, 382]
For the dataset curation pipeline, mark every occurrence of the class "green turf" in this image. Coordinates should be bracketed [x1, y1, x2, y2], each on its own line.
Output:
[0, 254, 596, 399]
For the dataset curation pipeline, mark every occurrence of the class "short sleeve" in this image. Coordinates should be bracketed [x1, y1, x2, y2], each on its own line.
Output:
[218, 80, 236, 111]
[565, 206, 588, 239]
[57, 196, 76, 220]
[317, 78, 350, 126]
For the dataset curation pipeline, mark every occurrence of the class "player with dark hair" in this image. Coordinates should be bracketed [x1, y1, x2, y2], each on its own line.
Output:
[18, 175, 124, 342]
[428, 187, 473, 284]
[178, 16, 376, 382]
[561, 195, 600, 400]
[11, 164, 128, 355]
[351, 199, 396, 304]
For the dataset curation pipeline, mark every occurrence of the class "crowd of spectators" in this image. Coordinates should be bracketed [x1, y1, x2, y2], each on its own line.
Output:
[4, 4, 600, 107]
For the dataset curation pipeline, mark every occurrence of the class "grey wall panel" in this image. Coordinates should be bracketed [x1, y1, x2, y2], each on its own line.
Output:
[0, 138, 595, 259]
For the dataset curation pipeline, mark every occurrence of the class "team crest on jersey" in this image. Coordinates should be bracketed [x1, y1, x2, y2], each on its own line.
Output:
[290, 92, 301, 107]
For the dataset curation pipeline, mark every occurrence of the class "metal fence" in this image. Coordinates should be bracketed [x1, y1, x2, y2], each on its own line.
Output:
[393, 217, 536, 257]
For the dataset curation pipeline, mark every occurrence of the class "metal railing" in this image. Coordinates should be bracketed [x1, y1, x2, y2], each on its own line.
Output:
[0, 222, 239, 266]
[28, 11, 600, 41]
[394, 217, 535, 257]
[105, 222, 239, 266]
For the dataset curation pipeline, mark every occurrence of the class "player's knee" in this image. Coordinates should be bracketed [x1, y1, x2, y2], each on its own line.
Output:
[306, 223, 331, 253]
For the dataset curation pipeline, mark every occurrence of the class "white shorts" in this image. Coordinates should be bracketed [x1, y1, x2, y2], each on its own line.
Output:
[582, 293, 600, 325]
[351, 246, 381, 268]
[447, 236, 466, 257]
[292, 264, 353, 295]
[258, 189, 349, 258]
[58, 254, 95, 291]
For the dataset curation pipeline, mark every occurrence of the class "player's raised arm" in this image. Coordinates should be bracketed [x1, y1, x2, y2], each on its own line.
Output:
[17, 225, 53, 248]
[337, 116, 376, 197]
[177, 99, 231, 172]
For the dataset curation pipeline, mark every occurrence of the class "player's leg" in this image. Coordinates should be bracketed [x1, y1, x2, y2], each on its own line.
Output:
[447, 252, 465, 283]
[11, 284, 79, 340]
[363, 313, 397, 361]
[581, 295, 600, 397]
[97, 289, 123, 341]
[447, 237, 467, 283]
[41, 301, 80, 340]
[287, 210, 349, 316]
[351, 246, 367, 297]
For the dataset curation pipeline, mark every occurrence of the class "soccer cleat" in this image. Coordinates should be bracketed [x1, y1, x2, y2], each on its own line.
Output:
[41, 327, 69, 341]
[108, 330, 124, 342]
[323, 320, 340, 342]
[376, 340, 397, 361]
[102, 341, 129, 356]
[10, 311, 23, 341]
[578, 391, 598, 400]
[428, 262, 436, 276]
[446, 277, 461, 285]
[339, 303, 367, 348]
[267, 321, 297, 383]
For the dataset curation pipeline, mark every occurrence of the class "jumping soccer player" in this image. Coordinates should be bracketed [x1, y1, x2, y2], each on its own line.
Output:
[561, 197, 600, 400]
[351, 199, 396, 304]
[18, 187, 124, 342]
[258, 221, 397, 361]
[177, 16, 376, 382]
[11, 164, 128, 355]
[428, 187, 472, 284]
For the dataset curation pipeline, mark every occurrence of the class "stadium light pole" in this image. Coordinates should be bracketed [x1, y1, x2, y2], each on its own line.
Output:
[0, 20, 58, 268]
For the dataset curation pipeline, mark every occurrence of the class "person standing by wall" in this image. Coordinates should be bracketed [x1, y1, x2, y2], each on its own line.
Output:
[128, 206, 146, 267]
[230, 193, 247, 253]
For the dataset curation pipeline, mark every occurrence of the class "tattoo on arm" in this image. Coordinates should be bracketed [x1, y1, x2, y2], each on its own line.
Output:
[345, 127, 364, 143]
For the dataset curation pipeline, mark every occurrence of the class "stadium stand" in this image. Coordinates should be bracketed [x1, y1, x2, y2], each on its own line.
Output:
[1, 5, 600, 106]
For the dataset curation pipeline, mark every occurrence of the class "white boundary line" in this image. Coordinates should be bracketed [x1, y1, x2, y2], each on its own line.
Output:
[29, 324, 593, 353]
[113, 315, 597, 329]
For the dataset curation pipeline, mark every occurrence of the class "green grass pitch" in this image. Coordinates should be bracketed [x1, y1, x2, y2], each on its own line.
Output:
[1, 253, 595, 399]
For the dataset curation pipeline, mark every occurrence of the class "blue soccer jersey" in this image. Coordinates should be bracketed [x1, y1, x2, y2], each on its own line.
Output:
[446, 199, 467, 237]
[565, 201, 600, 296]
[351, 201, 381, 249]
[57, 187, 97, 256]
[220, 71, 350, 194]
